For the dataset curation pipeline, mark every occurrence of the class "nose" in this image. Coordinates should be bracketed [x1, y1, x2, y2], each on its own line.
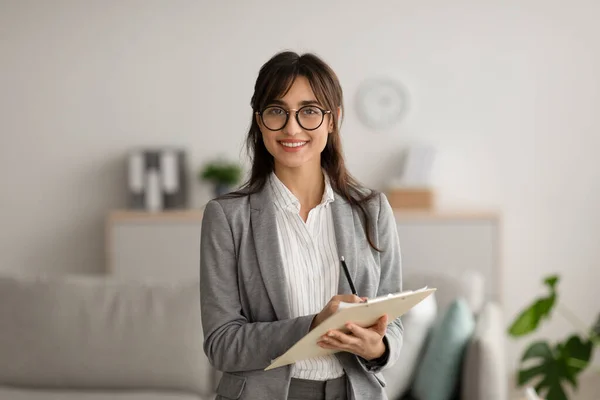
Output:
[282, 111, 302, 136]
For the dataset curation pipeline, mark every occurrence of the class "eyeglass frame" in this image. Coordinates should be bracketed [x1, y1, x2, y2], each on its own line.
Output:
[255, 105, 332, 131]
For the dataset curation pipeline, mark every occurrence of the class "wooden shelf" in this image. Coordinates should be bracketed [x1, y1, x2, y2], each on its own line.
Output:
[392, 210, 500, 221]
[107, 208, 499, 223]
[108, 209, 204, 223]
[106, 208, 501, 304]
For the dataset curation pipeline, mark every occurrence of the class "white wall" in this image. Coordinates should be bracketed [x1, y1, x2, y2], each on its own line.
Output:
[1, 0, 599, 375]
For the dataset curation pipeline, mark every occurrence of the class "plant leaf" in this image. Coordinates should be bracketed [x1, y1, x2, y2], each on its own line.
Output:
[507, 275, 559, 337]
[544, 275, 559, 290]
[518, 341, 567, 400]
[592, 312, 600, 339]
[562, 335, 593, 386]
[508, 296, 556, 336]
[199, 162, 242, 186]
[517, 336, 591, 400]
[518, 364, 546, 384]
[542, 382, 569, 400]
[522, 341, 553, 361]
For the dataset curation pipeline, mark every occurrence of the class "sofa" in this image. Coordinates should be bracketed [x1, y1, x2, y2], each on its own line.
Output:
[0, 271, 506, 400]
[0, 274, 216, 400]
[383, 271, 508, 400]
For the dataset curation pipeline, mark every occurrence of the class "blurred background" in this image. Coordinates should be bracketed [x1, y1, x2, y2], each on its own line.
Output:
[1, 1, 599, 399]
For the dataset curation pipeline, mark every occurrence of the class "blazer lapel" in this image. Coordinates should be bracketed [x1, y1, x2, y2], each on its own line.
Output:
[249, 186, 292, 321]
[330, 194, 358, 295]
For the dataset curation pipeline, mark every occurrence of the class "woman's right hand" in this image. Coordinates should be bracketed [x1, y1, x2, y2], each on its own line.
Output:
[310, 294, 367, 330]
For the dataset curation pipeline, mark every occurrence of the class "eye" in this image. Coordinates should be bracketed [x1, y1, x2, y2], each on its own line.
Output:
[301, 106, 321, 116]
[263, 107, 283, 117]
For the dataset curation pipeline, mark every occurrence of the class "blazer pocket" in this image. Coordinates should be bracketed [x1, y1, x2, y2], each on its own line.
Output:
[216, 372, 247, 399]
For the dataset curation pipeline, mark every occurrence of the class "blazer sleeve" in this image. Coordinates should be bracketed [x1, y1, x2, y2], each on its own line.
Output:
[357, 192, 404, 373]
[199, 200, 315, 372]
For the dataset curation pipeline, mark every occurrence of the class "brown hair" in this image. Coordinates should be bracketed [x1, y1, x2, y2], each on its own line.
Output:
[227, 51, 380, 251]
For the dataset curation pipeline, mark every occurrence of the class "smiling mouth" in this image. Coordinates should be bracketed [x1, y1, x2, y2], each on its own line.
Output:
[279, 141, 308, 148]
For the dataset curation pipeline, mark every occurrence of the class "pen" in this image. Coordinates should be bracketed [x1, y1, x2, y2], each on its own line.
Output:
[340, 256, 358, 296]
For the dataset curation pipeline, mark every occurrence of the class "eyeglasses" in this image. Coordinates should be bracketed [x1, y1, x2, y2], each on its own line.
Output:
[256, 105, 331, 131]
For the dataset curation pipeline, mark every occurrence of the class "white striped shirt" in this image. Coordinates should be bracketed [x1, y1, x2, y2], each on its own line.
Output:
[268, 172, 345, 381]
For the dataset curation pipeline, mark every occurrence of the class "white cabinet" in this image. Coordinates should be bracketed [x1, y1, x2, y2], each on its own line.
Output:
[106, 210, 202, 282]
[394, 212, 501, 305]
[106, 210, 501, 302]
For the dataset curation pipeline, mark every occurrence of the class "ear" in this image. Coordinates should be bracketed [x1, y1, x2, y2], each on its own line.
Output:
[329, 107, 342, 132]
[255, 112, 262, 128]
[332, 107, 342, 130]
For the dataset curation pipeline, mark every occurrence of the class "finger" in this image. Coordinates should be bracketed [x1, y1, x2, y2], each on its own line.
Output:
[374, 315, 388, 336]
[317, 340, 339, 350]
[333, 294, 363, 304]
[365, 315, 388, 334]
[319, 335, 345, 349]
[378, 314, 389, 327]
[317, 339, 352, 353]
[319, 335, 356, 353]
[322, 330, 360, 347]
[345, 322, 371, 340]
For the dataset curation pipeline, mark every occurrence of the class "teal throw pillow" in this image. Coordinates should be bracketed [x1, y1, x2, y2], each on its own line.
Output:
[411, 298, 475, 400]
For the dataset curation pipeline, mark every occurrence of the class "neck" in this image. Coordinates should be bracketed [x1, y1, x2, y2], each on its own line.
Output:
[274, 163, 325, 209]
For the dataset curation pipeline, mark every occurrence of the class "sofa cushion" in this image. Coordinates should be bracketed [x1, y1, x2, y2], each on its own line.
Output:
[461, 302, 507, 400]
[411, 298, 476, 400]
[383, 292, 437, 399]
[0, 387, 206, 400]
[0, 274, 214, 396]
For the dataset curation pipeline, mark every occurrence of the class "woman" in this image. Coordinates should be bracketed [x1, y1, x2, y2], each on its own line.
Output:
[200, 51, 403, 400]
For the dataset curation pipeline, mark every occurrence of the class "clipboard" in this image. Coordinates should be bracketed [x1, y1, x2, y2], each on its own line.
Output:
[265, 286, 436, 371]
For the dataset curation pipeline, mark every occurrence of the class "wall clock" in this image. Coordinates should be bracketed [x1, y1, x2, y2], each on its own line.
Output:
[355, 77, 409, 130]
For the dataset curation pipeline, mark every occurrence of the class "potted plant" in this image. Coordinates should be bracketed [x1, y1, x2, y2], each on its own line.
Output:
[198, 160, 243, 198]
[507, 275, 600, 400]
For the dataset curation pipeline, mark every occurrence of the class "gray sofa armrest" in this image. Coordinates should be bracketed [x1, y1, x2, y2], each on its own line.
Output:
[461, 302, 508, 400]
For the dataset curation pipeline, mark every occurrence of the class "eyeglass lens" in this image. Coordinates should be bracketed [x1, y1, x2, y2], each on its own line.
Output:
[261, 106, 325, 131]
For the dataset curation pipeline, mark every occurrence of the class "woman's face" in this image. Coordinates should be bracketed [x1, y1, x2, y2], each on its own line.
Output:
[257, 76, 333, 173]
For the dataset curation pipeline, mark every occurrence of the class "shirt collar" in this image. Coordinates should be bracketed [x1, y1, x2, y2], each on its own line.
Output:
[269, 171, 335, 213]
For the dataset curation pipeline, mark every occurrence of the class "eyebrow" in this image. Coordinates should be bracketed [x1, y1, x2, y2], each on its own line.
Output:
[268, 99, 321, 107]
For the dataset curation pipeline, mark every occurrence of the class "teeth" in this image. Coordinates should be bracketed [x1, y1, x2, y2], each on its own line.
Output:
[281, 142, 307, 148]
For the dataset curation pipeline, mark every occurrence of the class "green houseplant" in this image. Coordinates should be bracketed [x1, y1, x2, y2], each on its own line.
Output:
[198, 160, 243, 197]
[507, 275, 600, 400]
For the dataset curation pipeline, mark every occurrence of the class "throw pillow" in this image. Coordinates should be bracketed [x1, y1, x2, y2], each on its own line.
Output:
[411, 297, 476, 400]
[383, 292, 438, 399]
[461, 302, 507, 400]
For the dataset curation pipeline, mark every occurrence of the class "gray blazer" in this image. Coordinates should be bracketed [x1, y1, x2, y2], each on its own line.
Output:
[200, 184, 403, 400]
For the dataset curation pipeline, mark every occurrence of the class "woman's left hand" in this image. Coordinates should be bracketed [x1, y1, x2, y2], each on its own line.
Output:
[317, 314, 388, 361]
